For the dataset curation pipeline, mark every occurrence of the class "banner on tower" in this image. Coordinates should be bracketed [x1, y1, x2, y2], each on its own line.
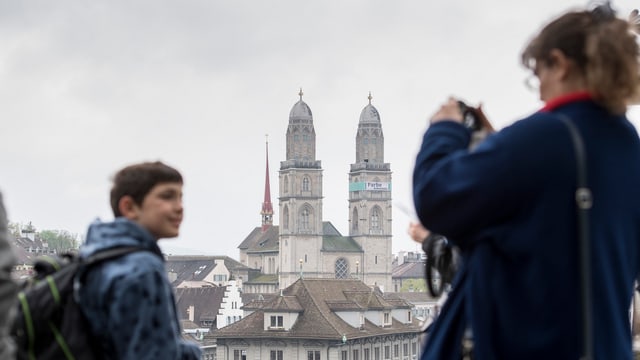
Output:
[349, 181, 391, 192]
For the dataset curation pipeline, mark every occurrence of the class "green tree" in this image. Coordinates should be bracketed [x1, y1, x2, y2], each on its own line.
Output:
[39, 229, 79, 252]
[399, 278, 427, 292]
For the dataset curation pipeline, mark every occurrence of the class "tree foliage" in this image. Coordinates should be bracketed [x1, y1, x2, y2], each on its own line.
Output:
[39, 230, 79, 252]
[399, 278, 427, 293]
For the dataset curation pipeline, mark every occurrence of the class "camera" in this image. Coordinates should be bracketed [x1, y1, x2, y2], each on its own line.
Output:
[458, 100, 482, 131]
[423, 233, 461, 297]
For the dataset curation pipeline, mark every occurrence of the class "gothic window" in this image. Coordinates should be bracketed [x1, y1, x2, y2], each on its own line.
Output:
[284, 176, 289, 194]
[352, 208, 358, 231]
[283, 206, 289, 229]
[302, 176, 310, 192]
[371, 207, 381, 230]
[300, 208, 310, 230]
[335, 258, 348, 279]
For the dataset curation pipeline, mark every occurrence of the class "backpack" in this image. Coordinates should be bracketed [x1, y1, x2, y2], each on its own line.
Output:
[11, 246, 143, 360]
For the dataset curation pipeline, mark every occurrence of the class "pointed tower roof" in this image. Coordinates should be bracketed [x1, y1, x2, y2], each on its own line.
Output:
[261, 135, 274, 232]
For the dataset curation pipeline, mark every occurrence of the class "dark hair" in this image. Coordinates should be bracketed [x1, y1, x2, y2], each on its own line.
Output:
[521, 3, 640, 114]
[110, 161, 183, 217]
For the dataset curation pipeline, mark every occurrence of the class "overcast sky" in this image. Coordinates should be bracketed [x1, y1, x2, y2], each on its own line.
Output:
[2, 1, 639, 258]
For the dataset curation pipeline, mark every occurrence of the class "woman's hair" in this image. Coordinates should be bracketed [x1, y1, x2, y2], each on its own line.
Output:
[521, 3, 640, 114]
[110, 161, 183, 217]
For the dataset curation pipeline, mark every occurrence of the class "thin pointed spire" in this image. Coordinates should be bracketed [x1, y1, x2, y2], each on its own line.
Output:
[368, 91, 372, 105]
[299, 88, 304, 101]
[261, 134, 274, 231]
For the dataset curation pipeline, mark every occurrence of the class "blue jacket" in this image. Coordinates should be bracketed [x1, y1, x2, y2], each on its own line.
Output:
[414, 99, 640, 359]
[78, 218, 201, 360]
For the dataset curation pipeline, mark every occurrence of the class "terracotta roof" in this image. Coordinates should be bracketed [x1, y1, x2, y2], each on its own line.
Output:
[212, 278, 422, 341]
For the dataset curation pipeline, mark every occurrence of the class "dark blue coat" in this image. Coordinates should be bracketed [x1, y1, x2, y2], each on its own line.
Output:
[414, 99, 640, 359]
[78, 218, 201, 360]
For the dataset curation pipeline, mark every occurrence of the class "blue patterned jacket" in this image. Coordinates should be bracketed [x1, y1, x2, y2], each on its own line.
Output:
[78, 218, 201, 360]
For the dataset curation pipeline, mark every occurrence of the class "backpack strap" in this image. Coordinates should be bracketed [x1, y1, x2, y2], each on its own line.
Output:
[81, 246, 148, 265]
[557, 113, 593, 360]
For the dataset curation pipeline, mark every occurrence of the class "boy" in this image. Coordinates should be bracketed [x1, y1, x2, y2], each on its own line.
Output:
[78, 161, 201, 359]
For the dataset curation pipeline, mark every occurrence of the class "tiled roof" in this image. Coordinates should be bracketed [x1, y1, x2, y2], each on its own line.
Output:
[245, 274, 278, 284]
[241, 293, 276, 305]
[175, 286, 226, 326]
[384, 291, 438, 304]
[322, 236, 363, 253]
[240, 226, 280, 253]
[392, 261, 426, 279]
[212, 278, 422, 341]
[165, 255, 251, 286]
[261, 295, 303, 312]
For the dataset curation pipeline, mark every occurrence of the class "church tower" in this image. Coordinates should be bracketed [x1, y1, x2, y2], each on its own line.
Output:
[278, 89, 324, 288]
[348, 93, 393, 290]
[261, 137, 274, 232]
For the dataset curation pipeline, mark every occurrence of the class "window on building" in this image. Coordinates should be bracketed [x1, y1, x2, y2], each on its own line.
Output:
[307, 350, 320, 360]
[284, 176, 289, 194]
[371, 208, 380, 230]
[384, 345, 390, 359]
[214, 274, 227, 282]
[364, 348, 370, 360]
[412, 342, 417, 356]
[270, 350, 284, 360]
[352, 208, 358, 231]
[393, 344, 399, 358]
[301, 208, 310, 230]
[270, 315, 284, 328]
[407, 310, 412, 322]
[375, 255, 378, 264]
[353, 349, 360, 360]
[341, 350, 348, 360]
[283, 206, 289, 229]
[335, 258, 348, 279]
[403, 343, 408, 357]
[383, 312, 390, 325]
[302, 176, 310, 192]
[374, 347, 380, 360]
[233, 349, 247, 360]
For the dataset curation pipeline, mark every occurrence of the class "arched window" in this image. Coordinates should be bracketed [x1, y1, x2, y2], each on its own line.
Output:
[335, 258, 349, 279]
[371, 207, 381, 230]
[301, 207, 309, 230]
[283, 206, 289, 229]
[352, 208, 358, 231]
[302, 176, 310, 192]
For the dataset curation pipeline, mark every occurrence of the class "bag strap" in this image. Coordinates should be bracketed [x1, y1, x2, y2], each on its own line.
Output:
[557, 114, 594, 360]
[82, 246, 147, 265]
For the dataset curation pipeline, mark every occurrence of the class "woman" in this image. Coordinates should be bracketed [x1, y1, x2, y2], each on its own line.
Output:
[413, 3, 640, 359]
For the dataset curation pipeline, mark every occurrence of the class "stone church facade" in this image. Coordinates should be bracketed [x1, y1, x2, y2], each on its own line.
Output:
[239, 91, 393, 291]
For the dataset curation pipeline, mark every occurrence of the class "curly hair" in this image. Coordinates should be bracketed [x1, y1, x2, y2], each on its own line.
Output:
[521, 4, 640, 114]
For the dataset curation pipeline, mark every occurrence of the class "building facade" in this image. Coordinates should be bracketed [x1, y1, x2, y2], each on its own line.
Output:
[240, 91, 393, 291]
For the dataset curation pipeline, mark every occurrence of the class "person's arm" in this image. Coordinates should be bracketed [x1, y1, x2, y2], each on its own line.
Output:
[0, 193, 17, 359]
[412, 113, 554, 248]
[105, 257, 201, 360]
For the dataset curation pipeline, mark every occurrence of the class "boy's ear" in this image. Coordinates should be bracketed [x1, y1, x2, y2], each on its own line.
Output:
[118, 196, 140, 220]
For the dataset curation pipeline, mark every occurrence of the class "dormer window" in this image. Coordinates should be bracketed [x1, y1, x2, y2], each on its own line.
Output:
[383, 312, 391, 326]
[270, 315, 284, 329]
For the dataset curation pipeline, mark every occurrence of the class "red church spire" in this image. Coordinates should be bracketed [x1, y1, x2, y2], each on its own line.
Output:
[261, 135, 274, 231]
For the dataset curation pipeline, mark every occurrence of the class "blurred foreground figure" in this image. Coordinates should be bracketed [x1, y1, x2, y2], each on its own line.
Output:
[0, 193, 17, 359]
[413, 3, 640, 359]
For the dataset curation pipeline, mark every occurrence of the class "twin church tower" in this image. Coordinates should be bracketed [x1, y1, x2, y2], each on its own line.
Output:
[240, 90, 393, 291]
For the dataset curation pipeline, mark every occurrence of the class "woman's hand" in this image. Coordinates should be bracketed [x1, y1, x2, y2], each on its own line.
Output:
[408, 222, 430, 244]
[430, 97, 463, 124]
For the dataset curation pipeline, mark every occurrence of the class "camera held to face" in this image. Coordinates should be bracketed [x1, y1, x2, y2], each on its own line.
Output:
[458, 100, 482, 131]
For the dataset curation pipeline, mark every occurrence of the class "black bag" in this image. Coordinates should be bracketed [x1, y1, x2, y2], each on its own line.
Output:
[11, 246, 142, 360]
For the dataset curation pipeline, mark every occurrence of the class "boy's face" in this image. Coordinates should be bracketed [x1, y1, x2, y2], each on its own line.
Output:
[125, 182, 183, 239]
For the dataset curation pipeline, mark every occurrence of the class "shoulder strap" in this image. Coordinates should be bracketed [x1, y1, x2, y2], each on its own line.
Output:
[82, 246, 147, 265]
[557, 114, 594, 360]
